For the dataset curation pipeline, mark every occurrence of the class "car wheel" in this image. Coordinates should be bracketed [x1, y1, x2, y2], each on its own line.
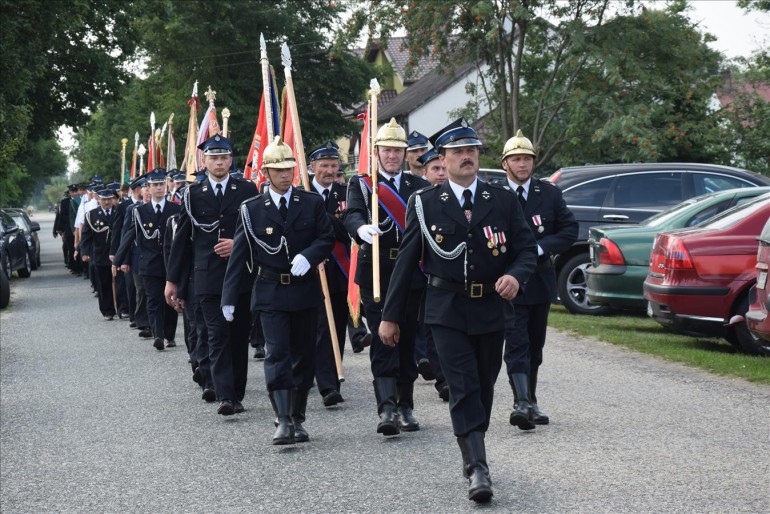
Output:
[0, 267, 9, 308]
[17, 252, 31, 278]
[732, 294, 770, 357]
[557, 253, 614, 316]
[2, 252, 11, 279]
[30, 250, 38, 270]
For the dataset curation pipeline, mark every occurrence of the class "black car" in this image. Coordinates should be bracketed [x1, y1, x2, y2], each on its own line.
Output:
[548, 162, 770, 315]
[2, 208, 41, 270]
[0, 211, 32, 279]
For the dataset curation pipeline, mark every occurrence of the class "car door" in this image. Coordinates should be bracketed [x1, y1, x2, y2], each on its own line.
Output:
[560, 175, 615, 239]
[601, 171, 684, 225]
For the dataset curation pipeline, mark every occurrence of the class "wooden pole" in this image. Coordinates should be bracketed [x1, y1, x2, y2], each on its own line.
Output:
[369, 79, 382, 302]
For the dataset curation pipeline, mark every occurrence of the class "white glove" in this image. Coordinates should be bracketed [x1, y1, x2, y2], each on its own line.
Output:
[357, 224, 383, 245]
[290, 254, 311, 276]
[222, 305, 235, 322]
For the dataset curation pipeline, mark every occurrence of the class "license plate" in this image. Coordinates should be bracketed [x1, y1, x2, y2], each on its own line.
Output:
[758, 271, 767, 290]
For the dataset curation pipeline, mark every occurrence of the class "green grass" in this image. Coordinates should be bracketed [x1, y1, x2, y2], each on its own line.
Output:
[548, 305, 770, 384]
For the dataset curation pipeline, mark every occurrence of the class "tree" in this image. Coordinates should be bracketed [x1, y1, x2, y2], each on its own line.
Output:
[74, 0, 376, 175]
[0, 0, 139, 205]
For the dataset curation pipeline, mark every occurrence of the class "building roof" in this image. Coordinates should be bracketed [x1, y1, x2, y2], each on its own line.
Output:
[382, 36, 441, 84]
[377, 61, 478, 122]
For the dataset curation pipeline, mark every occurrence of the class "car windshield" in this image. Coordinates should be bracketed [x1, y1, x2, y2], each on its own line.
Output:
[699, 194, 770, 230]
[6, 213, 28, 230]
[641, 196, 710, 227]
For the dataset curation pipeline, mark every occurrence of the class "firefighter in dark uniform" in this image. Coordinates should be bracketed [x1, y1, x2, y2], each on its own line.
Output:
[379, 118, 537, 503]
[501, 130, 578, 428]
[81, 186, 119, 320]
[221, 137, 334, 445]
[109, 183, 134, 319]
[165, 134, 257, 416]
[115, 168, 182, 351]
[345, 118, 430, 436]
[307, 141, 351, 408]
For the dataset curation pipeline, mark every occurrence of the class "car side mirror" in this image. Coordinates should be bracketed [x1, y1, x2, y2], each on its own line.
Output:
[29, 222, 40, 232]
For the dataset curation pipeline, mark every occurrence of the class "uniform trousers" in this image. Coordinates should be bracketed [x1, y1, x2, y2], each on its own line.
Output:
[261, 307, 318, 392]
[198, 293, 251, 402]
[192, 300, 211, 388]
[124, 268, 137, 322]
[361, 287, 420, 385]
[503, 302, 550, 375]
[424, 324, 447, 391]
[315, 291, 348, 395]
[429, 325, 504, 437]
[131, 270, 149, 329]
[143, 276, 178, 341]
[93, 264, 115, 317]
[114, 270, 129, 316]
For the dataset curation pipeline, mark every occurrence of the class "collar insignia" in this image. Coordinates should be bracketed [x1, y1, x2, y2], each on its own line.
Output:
[481, 190, 491, 200]
[439, 192, 449, 202]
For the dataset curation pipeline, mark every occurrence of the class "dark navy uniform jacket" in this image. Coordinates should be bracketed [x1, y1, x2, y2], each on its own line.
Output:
[115, 201, 181, 279]
[513, 179, 578, 305]
[317, 181, 350, 295]
[109, 197, 135, 257]
[167, 177, 258, 297]
[221, 188, 335, 312]
[382, 179, 538, 335]
[81, 208, 116, 267]
[345, 173, 429, 292]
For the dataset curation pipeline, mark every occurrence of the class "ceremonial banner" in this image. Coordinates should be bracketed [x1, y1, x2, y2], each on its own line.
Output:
[166, 124, 177, 170]
[357, 109, 369, 175]
[244, 67, 280, 183]
[280, 86, 301, 186]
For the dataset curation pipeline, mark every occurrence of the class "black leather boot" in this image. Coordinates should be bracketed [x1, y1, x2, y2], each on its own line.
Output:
[509, 373, 535, 430]
[291, 388, 310, 443]
[373, 377, 400, 436]
[458, 432, 493, 503]
[457, 436, 470, 479]
[529, 368, 550, 425]
[397, 382, 420, 432]
[269, 390, 295, 445]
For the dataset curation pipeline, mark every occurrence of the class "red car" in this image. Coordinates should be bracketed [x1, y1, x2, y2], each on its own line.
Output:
[745, 218, 770, 354]
[643, 194, 770, 353]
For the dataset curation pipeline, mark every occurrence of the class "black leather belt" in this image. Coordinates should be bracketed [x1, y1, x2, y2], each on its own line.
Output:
[428, 275, 496, 298]
[360, 243, 399, 260]
[258, 268, 316, 285]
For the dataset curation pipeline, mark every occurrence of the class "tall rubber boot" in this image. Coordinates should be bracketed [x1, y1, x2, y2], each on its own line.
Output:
[529, 368, 550, 425]
[373, 377, 400, 436]
[270, 390, 295, 445]
[457, 432, 493, 503]
[396, 382, 420, 432]
[509, 373, 535, 430]
[291, 388, 310, 443]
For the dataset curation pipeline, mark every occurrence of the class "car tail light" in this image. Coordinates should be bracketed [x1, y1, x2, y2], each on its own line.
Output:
[548, 170, 561, 183]
[649, 234, 694, 272]
[598, 238, 625, 265]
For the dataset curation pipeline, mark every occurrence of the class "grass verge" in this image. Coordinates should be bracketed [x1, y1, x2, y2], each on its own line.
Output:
[548, 305, 770, 384]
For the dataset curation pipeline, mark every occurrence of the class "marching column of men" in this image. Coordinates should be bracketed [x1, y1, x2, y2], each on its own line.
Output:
[59, 117, 579, 505]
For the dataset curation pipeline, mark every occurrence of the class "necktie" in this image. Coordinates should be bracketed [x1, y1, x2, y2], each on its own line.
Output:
[156, 204, 162, 222]
[279, 196, 288, 221]
[322, 189, 330, 205]
[387, 177, 397, 191]
[462, 189, 473, 223]
[517, 185, 527, 211]
[215, 183, 223, 203]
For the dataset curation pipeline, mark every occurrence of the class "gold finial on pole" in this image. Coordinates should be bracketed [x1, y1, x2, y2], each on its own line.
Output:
[222, 107, 231, 138]
[205, 85, 216, 104]
[120, 138, 128, 187]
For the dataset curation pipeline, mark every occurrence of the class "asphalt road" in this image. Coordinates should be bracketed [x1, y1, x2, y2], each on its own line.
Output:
[1, 213, 768, 513]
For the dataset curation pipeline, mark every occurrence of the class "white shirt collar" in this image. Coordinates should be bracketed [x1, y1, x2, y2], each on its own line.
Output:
[208, 175, 229, 192]
[312, 178, 331, 196]
[448, 178, 478, 206]
[507, 177, 531, 199]
[151, 198, 166, 211]
[268, 186, 293, 209]
[379, 170, 401, 190]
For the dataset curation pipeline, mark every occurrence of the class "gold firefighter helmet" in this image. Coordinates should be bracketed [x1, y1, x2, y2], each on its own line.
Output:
[501, 129, 536, 160]
[262, 136, 296, 169]
[374, 118, 408, 148]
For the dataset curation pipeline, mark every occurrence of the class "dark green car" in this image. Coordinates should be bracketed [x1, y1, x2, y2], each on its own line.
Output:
[586, 187, 770, 312]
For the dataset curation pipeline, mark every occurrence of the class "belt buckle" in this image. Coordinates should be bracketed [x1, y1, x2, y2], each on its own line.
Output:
[389, 248, 399, 260]
[469, 283, 483, 298]
[280, 273, 291, 285]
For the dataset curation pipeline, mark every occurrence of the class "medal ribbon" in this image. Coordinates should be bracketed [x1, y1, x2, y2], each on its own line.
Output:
[361, 176, 407, 233]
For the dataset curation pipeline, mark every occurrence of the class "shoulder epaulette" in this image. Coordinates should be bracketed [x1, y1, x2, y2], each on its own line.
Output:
[416, 184, 439, 195]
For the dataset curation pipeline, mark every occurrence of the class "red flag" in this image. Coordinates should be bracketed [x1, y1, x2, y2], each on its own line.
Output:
[130, 146, 137, 180]
[207, 106, 221, 137]
[280, 87, 301, 186]
[147, 134, 155, 172]
[245, 93, 269, 185]
[167, 125, 177, 170]
[357, 109, 369, 175]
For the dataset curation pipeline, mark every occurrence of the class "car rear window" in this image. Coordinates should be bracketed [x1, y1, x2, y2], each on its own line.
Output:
[642, 196, 709, 227]
[611, 172, 682, 208]
[699, 195, 770, 230]
[562, 177, 612, 206]
[692, 172, 753, 195]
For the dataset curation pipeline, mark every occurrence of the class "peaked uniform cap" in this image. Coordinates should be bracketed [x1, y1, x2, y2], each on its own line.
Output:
[197, 134, 233, 155]
[309, 141, 340, 162]
[407, 130, 430, 151]
[429, 118, 482, 151]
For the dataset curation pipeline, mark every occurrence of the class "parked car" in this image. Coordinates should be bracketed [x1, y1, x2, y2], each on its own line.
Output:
[0, 211, 32, 279]
[2, 208, 41, 270]
[548, 162, 770, 315]
[586, 187, 770, 312]
[643, 194, 770, 354]
[478, 168, 507, 186]
[745, 218, 770, 352]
